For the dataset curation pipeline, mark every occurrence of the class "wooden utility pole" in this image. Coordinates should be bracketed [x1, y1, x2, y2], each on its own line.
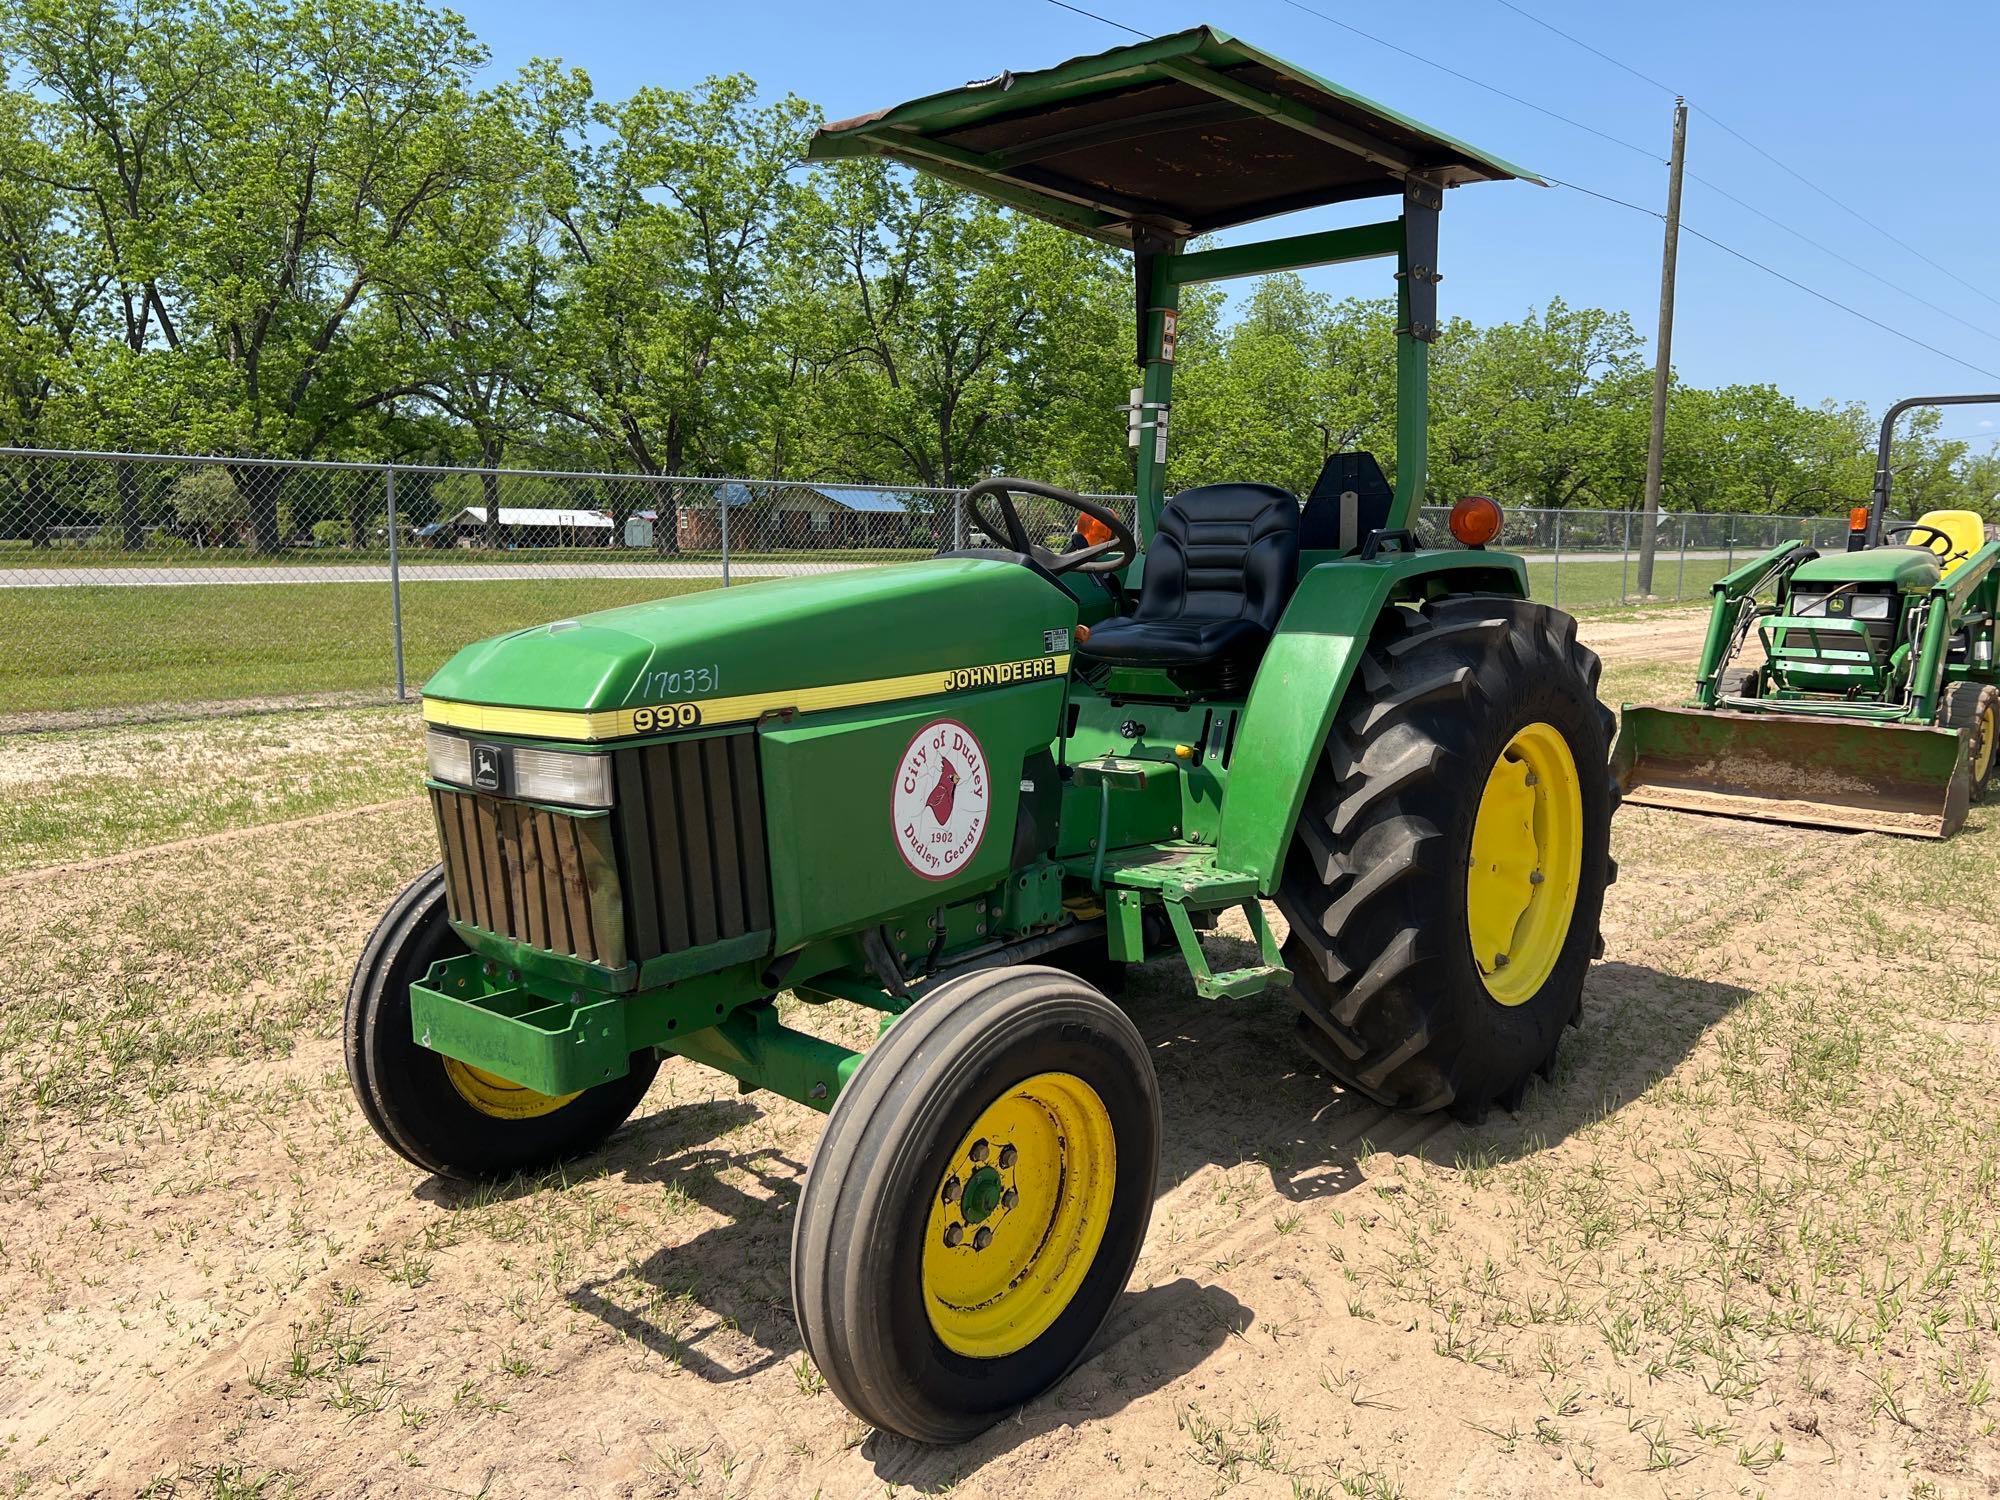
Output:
[1636, 97, 1687, 597]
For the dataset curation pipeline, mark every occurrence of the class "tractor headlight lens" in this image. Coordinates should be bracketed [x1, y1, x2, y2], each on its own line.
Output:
[1789, 591, 1828, 616]
[426, 729, 472, 787]
[1849, 593, 1892, 619]
[511, 746, 614, 808]
[425, 731, 614, 808]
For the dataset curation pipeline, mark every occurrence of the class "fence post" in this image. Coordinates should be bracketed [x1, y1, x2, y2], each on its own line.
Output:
[1725, 517, 1734, 573]
[953, 490, 965, 550]
[385, 467, 407, 701]
[1551, 511, 1561, 609]
[1675, 514, 1688, 601]
[1620, 510, 1632, 603]
[719, 485, 731, 588]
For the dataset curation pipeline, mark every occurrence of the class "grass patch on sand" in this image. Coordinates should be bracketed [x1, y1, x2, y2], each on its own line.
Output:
[0, 576, 718, 714]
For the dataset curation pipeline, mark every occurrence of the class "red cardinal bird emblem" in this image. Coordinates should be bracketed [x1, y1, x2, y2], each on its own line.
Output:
[924, 756, 960, 825]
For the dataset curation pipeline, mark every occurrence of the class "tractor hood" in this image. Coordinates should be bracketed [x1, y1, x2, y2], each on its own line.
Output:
[1791, 548, 1941, 591]
[421, 557, 1078, 742]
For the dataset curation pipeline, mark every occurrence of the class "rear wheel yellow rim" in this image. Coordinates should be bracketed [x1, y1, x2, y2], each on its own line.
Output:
[443, 1058, 580, 1120]
[1978, 702, 1997, 781]
[922, 1072, 1117, 1359]
[1466, 722, 1585, 1007]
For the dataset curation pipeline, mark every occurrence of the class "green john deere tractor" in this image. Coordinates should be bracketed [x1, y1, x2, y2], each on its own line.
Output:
[1614, 394, 2000, 838]
[347, 26, 1618, 1442]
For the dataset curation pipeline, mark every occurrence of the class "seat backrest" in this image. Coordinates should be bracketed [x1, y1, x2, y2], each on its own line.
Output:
[1914, 509, 1988, 574]
[1299, 451, 1393, 552]
[1134, 483, 1300, 627]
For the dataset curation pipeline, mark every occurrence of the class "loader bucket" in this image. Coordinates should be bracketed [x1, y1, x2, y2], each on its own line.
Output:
[1611, 705, 1973, 839]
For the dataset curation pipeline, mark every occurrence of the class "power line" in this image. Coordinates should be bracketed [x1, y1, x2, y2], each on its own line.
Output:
[1273, 0, 1663, 162]
[1047, 0, 2000, 384]
[1041, 0, 1148, 39]
[1477, 0, 2000, 319]
[1546, 177, 2000, 382]
[1489, 0, 1678, 97]
[1676, 223, 2000, 383]
[1685, 170, 2000, 348]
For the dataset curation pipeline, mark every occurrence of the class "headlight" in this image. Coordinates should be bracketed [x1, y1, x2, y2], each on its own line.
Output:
[426, 729, 472, 786]
[1849, 593, 1892, 620]
[425, 730, 614, 808]
[510, 746, 614, 807]
[1789, 591, 1828, 616]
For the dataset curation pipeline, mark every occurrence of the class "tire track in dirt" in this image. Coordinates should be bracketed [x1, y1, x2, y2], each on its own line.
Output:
[0, 795, 423, 889]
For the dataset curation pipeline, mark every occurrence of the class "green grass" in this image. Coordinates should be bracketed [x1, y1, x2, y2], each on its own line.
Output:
[2, 556, 1715, 719]
[0, 577, 719, 714]
[0, 542, 931, 567]
[1529, 556, 1732, 609]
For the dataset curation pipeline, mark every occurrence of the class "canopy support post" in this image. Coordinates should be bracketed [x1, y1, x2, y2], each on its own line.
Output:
[1391, 177, 1441, 530]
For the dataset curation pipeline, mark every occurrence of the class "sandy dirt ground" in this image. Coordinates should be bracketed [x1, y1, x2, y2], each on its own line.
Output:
[4, 613, 1998, 1499]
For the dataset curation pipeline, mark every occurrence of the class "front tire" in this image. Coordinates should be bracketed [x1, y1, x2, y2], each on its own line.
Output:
[344, 866, 660, 1180]
[1277, 596, 1616, 1123]
[1942, 680, 2000, 798]
[791, 965, 1160, 1442]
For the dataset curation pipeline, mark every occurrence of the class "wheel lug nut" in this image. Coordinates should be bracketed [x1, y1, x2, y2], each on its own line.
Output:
[1493, 953, 1510, 969]
[943, 1222, 962, 1247]
[1524, 771, 1539, 787]
[969, 1139, 989, 1163]
[998, 1144, 1017, 1169]
[1529, 870, 1545, 885]
[942, 1175, 960, 1204]
[972, 1226, 993, 1251]
[1001, 1187, 1017, 1210]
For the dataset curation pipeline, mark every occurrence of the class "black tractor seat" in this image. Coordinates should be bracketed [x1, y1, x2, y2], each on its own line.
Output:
[1076, 482, 1300, 688]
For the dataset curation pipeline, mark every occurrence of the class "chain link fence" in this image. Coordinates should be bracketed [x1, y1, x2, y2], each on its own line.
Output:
[2, 447, 1871, 725]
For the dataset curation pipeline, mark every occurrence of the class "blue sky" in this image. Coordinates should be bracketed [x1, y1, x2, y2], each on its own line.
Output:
[451, 0, 2000, 441]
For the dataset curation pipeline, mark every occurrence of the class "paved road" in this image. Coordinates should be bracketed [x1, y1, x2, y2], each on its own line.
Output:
[0, 550, 1751, 588]
[0, 560, 872, 588]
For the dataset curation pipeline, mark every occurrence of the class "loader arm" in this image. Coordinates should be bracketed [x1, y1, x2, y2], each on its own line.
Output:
[1694, 541, 1816, 707]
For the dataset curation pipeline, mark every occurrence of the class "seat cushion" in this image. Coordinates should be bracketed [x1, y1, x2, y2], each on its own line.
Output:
[1076, 482, 1300, 673]
[1075, 614, 1268, 667]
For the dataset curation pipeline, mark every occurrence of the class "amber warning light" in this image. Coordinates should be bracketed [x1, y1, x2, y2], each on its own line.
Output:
[1449, 495, 1504, 548]
[1849, 506, 1870, 532]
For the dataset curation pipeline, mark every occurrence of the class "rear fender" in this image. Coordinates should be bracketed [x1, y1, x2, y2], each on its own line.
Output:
[1216, 550, 1527, 891]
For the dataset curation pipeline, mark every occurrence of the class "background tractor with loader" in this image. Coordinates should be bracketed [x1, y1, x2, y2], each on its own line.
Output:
[346, 27, 1619, 1442]
[1614, 393, 2000, 838]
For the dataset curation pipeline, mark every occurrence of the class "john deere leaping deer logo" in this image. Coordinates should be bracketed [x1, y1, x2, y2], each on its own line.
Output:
[893, 719, 990, 879]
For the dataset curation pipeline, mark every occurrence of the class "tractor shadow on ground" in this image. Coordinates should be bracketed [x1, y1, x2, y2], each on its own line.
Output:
[427, 942, 1745, 1467]
[1129, 941, 1753, 1199]
[862, 1276, 1250, 1488]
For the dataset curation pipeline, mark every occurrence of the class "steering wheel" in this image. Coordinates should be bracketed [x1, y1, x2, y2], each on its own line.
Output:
[962, 477, 1138, 577]
[1883, 521, 1962, 560]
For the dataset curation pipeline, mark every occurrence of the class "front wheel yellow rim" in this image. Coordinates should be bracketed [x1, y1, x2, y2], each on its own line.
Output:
[922, 1072, 1117, 1359]
[443, 1058, 580, 1120]
[1466, 721, 1585, 1007]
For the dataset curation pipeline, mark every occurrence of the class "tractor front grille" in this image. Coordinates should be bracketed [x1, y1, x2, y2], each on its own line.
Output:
[430, 787, 625, 966]
[611, 734, 773, 961]
[429, 731, 773, 973]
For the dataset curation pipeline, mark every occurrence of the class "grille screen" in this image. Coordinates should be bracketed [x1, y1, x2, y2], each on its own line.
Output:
[430, 789, 623, 966]
[612, 734, 773, 960]
[430, 730, 773, 972]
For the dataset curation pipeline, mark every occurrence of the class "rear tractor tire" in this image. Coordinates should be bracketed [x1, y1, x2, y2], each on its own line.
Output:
[792, 965, 1160, 1443]
[1277, 595, 1617, 1124]
[344, 865, 660, 1181]
[1943, 680, 2000, 798]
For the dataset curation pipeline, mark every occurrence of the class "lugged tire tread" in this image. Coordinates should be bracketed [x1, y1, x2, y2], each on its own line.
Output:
[1279, 595, 1617, 1123]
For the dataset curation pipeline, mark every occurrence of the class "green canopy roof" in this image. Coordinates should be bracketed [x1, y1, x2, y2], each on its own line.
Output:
[807, 25, 1541, 246]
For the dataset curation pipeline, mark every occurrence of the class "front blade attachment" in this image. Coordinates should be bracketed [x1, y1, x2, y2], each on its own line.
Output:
[1611, 704, 1972, 839]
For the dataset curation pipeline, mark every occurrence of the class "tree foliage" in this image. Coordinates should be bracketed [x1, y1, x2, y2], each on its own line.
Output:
[2, 0, 1994, 553]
